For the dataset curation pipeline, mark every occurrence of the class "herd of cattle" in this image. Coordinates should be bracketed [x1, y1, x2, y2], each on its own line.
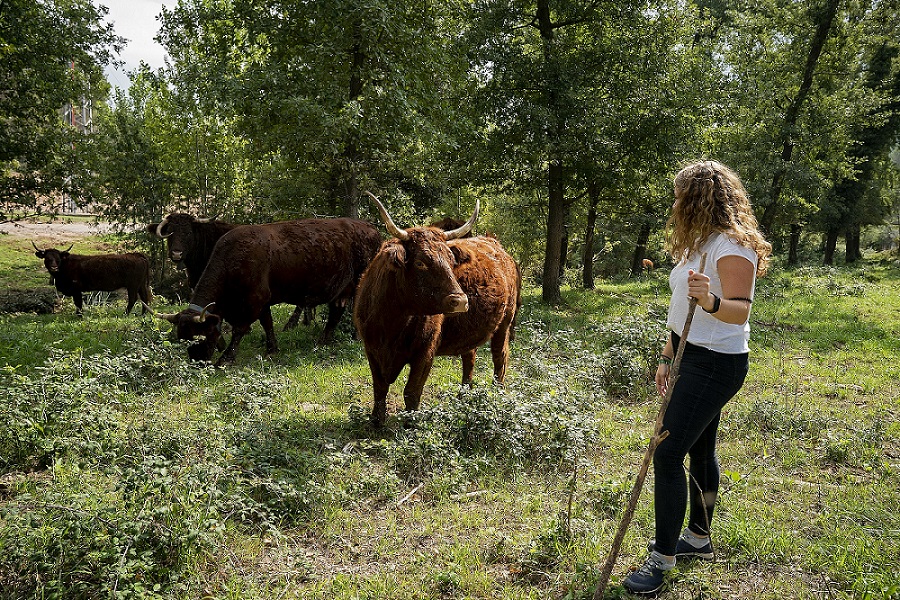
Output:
[30, 193, 522, 426]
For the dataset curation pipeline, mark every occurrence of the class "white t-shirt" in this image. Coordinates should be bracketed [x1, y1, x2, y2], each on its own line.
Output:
[666, 233, 758, 354]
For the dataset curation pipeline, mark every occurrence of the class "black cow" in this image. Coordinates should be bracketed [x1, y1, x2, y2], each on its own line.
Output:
[150, 218, 382, 364]
[33, 243, 152, 315]
[145, 213, 310, 329]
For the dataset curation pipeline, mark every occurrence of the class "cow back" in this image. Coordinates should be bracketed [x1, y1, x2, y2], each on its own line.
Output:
[435, 236, 519, 356]
[58, 253, 150, 293]
[191, 218, 381, 323]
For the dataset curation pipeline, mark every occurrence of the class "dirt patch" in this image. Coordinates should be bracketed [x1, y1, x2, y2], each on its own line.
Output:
[0, 220, 118, 244]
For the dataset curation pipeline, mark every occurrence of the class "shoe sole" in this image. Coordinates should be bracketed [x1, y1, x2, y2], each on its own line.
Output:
[647, 540, 715, 561]
[624, 581, 665, 595]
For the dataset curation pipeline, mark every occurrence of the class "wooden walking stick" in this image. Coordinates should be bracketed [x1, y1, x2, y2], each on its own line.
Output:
[593, 253, 707, 599]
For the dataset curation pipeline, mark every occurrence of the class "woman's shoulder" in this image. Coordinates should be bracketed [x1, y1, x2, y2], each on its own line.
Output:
[710, 232, 757, 263]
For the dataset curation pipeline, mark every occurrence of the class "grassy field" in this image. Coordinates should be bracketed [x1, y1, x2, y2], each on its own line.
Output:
[0, 230, 898, 600]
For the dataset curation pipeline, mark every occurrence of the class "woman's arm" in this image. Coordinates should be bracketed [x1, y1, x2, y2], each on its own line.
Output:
[688, 255, 755, 325]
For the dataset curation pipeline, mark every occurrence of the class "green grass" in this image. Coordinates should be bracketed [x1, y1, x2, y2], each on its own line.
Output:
[1, 234, 898, 600]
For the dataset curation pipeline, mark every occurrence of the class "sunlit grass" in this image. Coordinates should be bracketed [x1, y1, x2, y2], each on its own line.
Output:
[1, 232, 899, 599]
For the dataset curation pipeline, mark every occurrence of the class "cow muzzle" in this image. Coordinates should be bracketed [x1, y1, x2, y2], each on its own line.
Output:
[443, 293, 469, 313]
[169, 251, 183, 262]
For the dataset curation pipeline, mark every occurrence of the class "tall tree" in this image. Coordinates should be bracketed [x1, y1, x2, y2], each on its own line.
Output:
[0, 0, 121, 219]
[465, 0, 677, 302]
[157, 0, 467, 219]
[758, 0, 840, 234]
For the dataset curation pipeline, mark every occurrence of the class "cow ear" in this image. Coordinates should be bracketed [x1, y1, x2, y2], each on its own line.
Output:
[383, 243, 406, 269]
[35, 250, 45, 258]
[61, 251, 70, 258]
[450, 245, 471, 265]
[146, 223, 160, 234]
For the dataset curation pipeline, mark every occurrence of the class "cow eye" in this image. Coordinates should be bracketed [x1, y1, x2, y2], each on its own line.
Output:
[414, 259, 427, 270]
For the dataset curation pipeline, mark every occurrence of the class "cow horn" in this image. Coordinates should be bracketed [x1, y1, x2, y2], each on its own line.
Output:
[365, 191, 409, 241]
[156, 215, 173, 238]
[443, 199, 479, 240]
[31, 241, 44, 252]
[194, 302, 216, 323]
[143, 302, 179, 323]
[63, 244, 73, 253]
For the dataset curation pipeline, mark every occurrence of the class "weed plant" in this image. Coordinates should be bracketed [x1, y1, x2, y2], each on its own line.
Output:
[0, 235, 898, 599]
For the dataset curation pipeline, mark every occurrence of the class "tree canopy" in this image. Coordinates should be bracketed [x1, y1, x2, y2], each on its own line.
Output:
[4, 0, 900, 295]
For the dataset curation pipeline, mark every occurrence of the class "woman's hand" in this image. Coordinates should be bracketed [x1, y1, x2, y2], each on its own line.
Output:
[655, 363, 670, 397]
[687, 269, 714, 311]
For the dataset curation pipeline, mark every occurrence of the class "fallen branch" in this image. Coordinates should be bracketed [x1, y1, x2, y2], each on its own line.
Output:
[396, 483, 423, 508]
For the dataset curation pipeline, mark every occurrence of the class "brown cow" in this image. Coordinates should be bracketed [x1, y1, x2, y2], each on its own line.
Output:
[354, 192, 520, 426]
[429, 217, 469, 235]
[150, 218, 381, 365]
[146, 213, 310, 329]
[642, 258, 655, 272]
[33, 243, 152, 315]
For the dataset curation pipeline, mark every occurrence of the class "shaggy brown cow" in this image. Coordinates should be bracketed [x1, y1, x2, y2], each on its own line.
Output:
[642, 258, 655, 272]
[150, 218, 382, 365]
[33, 243, 152, 315]
[146, 213, 310, 329]
[354, 192, 520, 426]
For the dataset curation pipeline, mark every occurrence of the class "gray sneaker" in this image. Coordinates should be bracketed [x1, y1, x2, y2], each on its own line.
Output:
[647, 536, 714, 560]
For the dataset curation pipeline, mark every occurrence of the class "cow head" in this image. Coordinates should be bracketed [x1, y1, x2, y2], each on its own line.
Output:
[366, 192, 479, 315]
[146, 213, 215, 265]
[33, 243, 73, 275]
[148, 302, 223, 361]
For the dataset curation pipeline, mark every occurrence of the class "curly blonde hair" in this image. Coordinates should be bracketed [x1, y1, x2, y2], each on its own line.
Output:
[667, 160, 772, 276]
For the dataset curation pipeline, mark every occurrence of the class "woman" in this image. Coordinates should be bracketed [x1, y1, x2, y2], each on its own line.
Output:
[624, 160, 771, 595]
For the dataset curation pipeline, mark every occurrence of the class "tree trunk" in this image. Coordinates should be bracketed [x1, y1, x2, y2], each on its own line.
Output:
[630, 208, 652, 277]
[542, 160, 565, 304]
[537, 0, 565, 304]
[845, 225, 861, 263]
[788, 223, 802, 266]
[341, 22, 365, 219]
[582, 180, 600, 289]
[559, 199, 571, 281]
[823, 229, 839, 265]
[760, 0, 840, 233]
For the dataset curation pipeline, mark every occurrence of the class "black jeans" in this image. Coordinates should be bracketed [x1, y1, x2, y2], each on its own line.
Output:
[653, 332, 748, 555]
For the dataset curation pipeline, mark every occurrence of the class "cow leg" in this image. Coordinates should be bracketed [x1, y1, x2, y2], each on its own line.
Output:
[490, 326, 512, 384]
[461, 349, 477, 384]
[259, 307, 279, 355]
[217, 325, 251, 365]
[318, 302, 346, 344]
[366, 354, 400, 427]
[404, 356, 435, 412]
[139, 285, 151, 314]
[125, 289, 138, 315]
[73, 291, 84, 315]
[282, 306, 304, 331]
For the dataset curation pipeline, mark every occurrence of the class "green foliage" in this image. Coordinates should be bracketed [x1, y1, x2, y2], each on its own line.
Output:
[0, 257, 899, 598]
[0, 0, 120, 213]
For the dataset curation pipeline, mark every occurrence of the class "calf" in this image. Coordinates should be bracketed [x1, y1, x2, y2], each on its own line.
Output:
[33, 243, 152, 315]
